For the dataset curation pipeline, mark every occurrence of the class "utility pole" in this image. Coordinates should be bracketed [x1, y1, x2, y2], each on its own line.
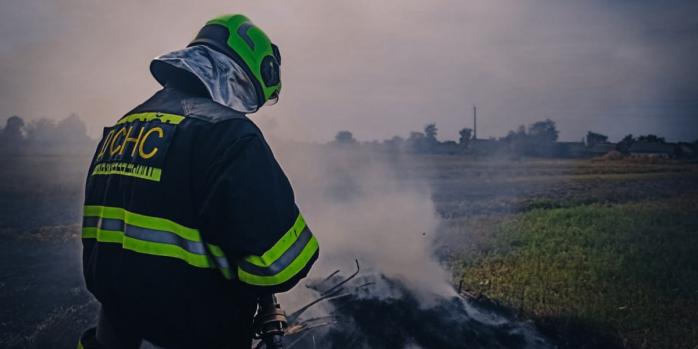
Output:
[473, 105, 477, 140]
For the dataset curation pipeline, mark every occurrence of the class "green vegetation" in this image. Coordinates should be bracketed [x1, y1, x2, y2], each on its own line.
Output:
[457, 198, 698, 349]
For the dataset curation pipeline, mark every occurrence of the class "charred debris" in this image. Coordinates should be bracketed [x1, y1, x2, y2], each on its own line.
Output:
[260, 260, 552, 349]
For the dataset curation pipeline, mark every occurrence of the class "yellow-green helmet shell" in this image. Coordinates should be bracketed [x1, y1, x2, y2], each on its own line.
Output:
[189, 14, 281, 107]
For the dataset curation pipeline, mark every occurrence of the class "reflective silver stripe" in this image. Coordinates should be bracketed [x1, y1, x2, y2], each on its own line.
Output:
[84, 217, 208, 257]
[100, 217, 124, 231]
[237, 227, 314, 276]
[126, 224, 208, 255]
[213, 256, 230, 270]
[83, 216, 100, 228]
[206, 246, 232, 278]
[83, 213, 234, 275]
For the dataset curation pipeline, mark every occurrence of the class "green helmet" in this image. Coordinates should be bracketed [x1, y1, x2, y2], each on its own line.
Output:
[189, 14, 281, 107]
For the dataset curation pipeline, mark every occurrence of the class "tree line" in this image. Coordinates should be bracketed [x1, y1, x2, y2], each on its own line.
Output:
[0, 114, 94, 155]
[332, 119, 698, 158]
[2, 114, 695, 158]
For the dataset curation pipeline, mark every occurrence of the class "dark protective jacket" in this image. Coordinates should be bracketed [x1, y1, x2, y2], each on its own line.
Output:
[81, 87, 319, 348]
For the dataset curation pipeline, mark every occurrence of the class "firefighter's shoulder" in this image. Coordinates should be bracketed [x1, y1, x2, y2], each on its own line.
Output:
[181, 96, 249, 124]
[182, 96, 263, 139]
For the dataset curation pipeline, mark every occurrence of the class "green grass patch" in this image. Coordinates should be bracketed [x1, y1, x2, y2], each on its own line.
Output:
[458, 197, 698, 349]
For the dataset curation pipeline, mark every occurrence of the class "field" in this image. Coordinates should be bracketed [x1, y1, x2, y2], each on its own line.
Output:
[1, 152, 697, 348]
[411, 157, 698, 349]
[0, 155, 96, 348]
[453, 199, 698, 349]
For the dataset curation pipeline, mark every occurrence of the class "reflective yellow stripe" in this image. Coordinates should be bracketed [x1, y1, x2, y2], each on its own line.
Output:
[220, 268, 232, 280]
[82, 205, 231, 273]
[84, 205, 200, 241]
[81, 226, 212, 268]
[82, 227, 98, 239]
[243, 214, 306, 268]
[207, 244, 232, 280]
[116, 112, 185, 125]
[237, 213, 320, 286]
[237, 235, 319, 286]
[207, 244, 225, 257]
[91, 162, 162, 182]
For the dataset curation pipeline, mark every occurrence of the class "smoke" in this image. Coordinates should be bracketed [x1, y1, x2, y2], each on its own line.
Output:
[270, 141, 456, 306]
[258, 128, 559, 348]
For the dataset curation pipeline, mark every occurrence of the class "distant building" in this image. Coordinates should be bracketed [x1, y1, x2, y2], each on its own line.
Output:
[432, 141, 463, 155]
[529, 143, 558, 158]
[628, 143, 675, 158]
[471, 138, 505, 155]
[587, 142, 617, 157]
[585, 131, 608, 147]
[677, 143, 697, 158]
[556, 142, 587, 158]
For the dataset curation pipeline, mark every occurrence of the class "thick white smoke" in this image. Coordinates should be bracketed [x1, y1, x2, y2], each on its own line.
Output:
[267, 139, 456, 308]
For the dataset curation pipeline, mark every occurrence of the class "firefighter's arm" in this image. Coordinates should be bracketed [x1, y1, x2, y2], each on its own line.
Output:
[198, 135, 318, 293]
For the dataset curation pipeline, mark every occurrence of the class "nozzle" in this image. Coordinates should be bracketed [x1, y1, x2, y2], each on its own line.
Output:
[254, 295, 288, 349]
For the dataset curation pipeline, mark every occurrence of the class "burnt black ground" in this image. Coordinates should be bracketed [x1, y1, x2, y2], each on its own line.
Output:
[0, 155, 97, 348]
[0, 225, 97, 349]
[285, 275, 551, 349]
[0, 226, 553, 349]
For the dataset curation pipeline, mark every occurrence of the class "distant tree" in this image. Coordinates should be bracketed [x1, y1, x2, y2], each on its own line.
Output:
[2, 115, 25, 143]
[0, 116, 26, 154]
[501, 125, 527, 155]
[57, 113, 91, 144]
[458, 128, 473, 146]
[24, 118, 59, 147]
[637, 134, 665, 144]
[503, 125, 527, 141]
[424, 124, 438, 143]
[408, 131, 425, 142]
[616, 134, 636, 154]
[383, 135, 404, 149]
[517, 124, 526, 135]
[585, 131, 608, 146]
[528, 119, 559, 143]
[365, 139, 380, 148]
[407, 131, 427, 152]
[1, 114, 94, 155]
[502, 121, 557, 156]
[334, 130, 357, 145]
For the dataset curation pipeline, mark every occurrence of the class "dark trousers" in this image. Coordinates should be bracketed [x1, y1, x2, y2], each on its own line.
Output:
[97, 307, 143, 349]
[79, 307, 143, 349]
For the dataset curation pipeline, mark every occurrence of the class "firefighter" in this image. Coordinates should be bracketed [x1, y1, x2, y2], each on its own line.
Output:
[77, 14, 319, 349]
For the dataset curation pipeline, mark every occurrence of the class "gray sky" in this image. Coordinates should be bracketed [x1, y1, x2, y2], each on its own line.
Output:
[1, 0, 696, 142]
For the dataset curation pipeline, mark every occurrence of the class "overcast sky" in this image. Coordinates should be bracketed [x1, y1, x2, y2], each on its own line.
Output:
[1, 0, 696, 142]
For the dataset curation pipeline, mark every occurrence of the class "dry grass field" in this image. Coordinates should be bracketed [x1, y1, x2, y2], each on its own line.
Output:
[413, 157, 698, 349]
